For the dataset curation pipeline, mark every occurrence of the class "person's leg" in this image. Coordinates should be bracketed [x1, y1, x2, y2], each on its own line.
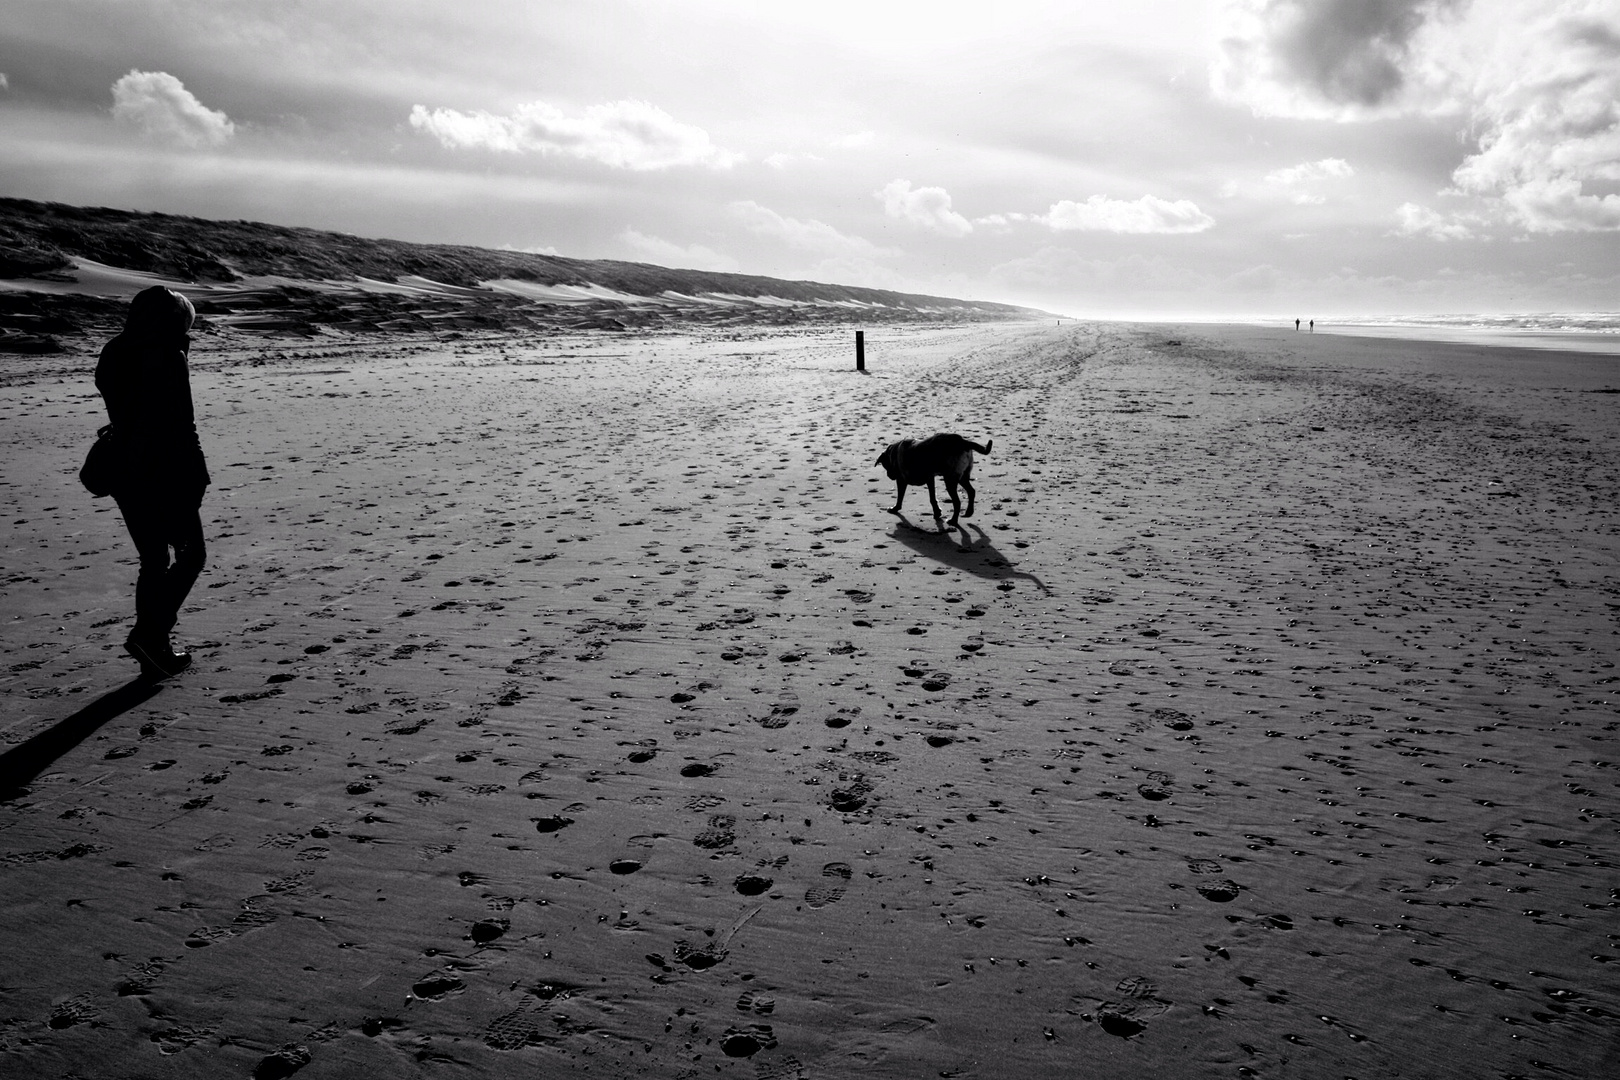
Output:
[155, 501, 206, 638]
[115, 493, 173, 643]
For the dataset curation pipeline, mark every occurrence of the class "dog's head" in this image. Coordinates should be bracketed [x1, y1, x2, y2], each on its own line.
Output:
[875, 440, 906, 481]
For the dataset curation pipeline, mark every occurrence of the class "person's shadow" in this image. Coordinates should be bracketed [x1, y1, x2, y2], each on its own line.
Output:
[887, 512, 1053, 594]
[0, 678, 161, 802]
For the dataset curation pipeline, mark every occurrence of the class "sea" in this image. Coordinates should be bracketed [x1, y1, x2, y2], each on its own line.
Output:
[1317, 312, 1620, 355]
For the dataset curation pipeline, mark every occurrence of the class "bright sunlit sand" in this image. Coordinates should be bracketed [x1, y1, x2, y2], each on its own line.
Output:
[2, 320, 1616, 1077]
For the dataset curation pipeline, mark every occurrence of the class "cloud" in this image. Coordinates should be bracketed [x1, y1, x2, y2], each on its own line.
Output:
[730, 200, 897, 258]
[0, 73, 9, 91]
[877, 179, 973, 236]
[1393, 202, 1478, 239]
[1264, 157, 1355, 202]
[497, 242, 562, 257]
[409, 99, 741, 170]
[1221, 157, 1356, 203]
[831, 130, 876, 149]
[1213, 0, 1620, 232]
[1038, 194, 1215, 234]
[619, 228, 740, 272]
[1446, 4, 1620, 232]
[111, 70, 235, 147]
[1212, 0, 1455, 119]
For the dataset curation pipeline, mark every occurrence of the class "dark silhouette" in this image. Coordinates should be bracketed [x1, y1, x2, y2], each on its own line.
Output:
[95, 286, 210, 679]
[1295, 318, 1300, 331]
[889, 514, 1052, 595]
[0, 679, 161, 801]
[1309, 319, 1314, 332]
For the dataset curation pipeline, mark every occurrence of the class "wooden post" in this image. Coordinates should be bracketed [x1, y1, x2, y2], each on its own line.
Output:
[855, 330, 865, 371]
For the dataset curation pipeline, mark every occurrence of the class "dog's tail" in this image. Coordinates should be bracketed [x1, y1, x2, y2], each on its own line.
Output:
[967, 437, 992, 456]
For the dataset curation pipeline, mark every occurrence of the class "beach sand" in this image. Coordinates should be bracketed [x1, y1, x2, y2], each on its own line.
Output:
[1, 321, 1616, 1078]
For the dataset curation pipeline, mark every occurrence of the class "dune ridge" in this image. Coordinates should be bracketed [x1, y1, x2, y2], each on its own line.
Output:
[0, 198, 1043, 352]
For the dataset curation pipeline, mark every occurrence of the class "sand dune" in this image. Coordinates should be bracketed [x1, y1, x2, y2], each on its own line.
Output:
[1, 321, 1617, 1078]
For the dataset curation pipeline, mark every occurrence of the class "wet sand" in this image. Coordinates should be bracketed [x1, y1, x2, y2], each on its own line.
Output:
[1, 321, 1617, 1078]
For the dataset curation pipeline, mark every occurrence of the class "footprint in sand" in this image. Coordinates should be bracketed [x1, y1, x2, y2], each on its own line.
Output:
[484, 1006, 543, 1051]
[694, 815, 737, 849]
[252, 1044, 312, 1080]
[824, 706, 860, 729]
[721, 1024, 777, 1057]
[46, 994, 98, 1029]
[805, 862, 852, 908]
[1196, 879, 1243, 902]
[468, 918, 508, 945]
[410, 971, 467, 1000]
[1137, 769, 1175, 800]
[611, 835, 656, 873]
[756, 703, 798, 729]
[736, 990, 777, 1014]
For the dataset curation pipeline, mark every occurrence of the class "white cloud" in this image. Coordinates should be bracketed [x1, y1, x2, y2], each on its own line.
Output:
[831, 130, 875, 149]
[730, 200, 898, 258]
[1213, 0, 1620, 233]
[1393, 202, 1478, 240]
[1039, 194, 1215, 234]
[111, 70, 235, 147]
[1264, 157, 1354, 202]
[877, 179, 973, 236]
[409, 99, 742, 170]
[619, 228, 740, 272]
[497, 242, 562, 257]
[0, 73, 9, 91]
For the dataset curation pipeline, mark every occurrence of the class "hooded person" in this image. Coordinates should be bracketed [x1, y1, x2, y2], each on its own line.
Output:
[95, 285, 210, 678]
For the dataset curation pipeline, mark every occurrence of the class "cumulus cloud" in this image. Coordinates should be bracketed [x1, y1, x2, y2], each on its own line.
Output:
[1038, 194, 1215, 234]
[1265, 157, 1355, 202]
[409, 99, 741, 170]
[619, 228, 740, 272]
[877, 180, 973, 236]
[1393, 202, 1479, 239]
[111, 70, 235, 147]
[730, 201, 898, 258]
[1221, 157, 1356, 203]
[1212, 0, 1456, 119]
[1213, 0, 1620, 233]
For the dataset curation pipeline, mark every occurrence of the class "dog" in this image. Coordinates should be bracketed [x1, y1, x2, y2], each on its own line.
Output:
[875, 433, 992, 528]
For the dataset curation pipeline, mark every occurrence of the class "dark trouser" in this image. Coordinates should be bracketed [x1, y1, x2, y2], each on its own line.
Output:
[115, 489, 205, 640]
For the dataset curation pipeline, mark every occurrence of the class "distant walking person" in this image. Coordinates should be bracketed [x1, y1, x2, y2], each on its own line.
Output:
[1309, 319, 1314, 332]
[1295, 318, 1300, 331]
[95, 286, 210, 679]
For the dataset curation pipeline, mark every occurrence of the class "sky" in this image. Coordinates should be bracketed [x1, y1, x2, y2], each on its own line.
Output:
[2, 0, 1617, 318]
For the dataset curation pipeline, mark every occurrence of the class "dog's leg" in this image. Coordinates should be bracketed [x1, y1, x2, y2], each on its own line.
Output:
[944, 477, 962, 527]
[926, 478, 943, 522]
[889, 480, 906, 515]
[959, 476, 975, 519]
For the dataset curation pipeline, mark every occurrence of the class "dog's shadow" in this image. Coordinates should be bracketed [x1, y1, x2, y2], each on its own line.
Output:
[887, 513, 1053, 595]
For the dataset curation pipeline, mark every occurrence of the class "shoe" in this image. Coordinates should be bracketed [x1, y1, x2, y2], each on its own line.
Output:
[125, 633, 193, 679]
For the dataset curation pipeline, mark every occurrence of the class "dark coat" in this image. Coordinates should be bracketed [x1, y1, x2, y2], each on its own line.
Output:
[95, 299, 209, 502]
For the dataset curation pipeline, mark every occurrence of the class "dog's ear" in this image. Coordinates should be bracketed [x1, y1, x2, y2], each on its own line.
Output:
[875, 448, 888, 468]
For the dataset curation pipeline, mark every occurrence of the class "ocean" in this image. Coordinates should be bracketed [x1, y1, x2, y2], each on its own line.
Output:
[1318, 312, 1620, 355]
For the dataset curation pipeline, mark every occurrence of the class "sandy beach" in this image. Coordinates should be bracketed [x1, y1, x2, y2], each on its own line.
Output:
[1, 320, 1617, 1078]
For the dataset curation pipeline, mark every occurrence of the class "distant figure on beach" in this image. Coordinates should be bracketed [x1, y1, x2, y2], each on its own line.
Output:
[95, 286, 210, 679]
[1309, 319, 1314, 332]
[1295, 318, 1300, 331]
